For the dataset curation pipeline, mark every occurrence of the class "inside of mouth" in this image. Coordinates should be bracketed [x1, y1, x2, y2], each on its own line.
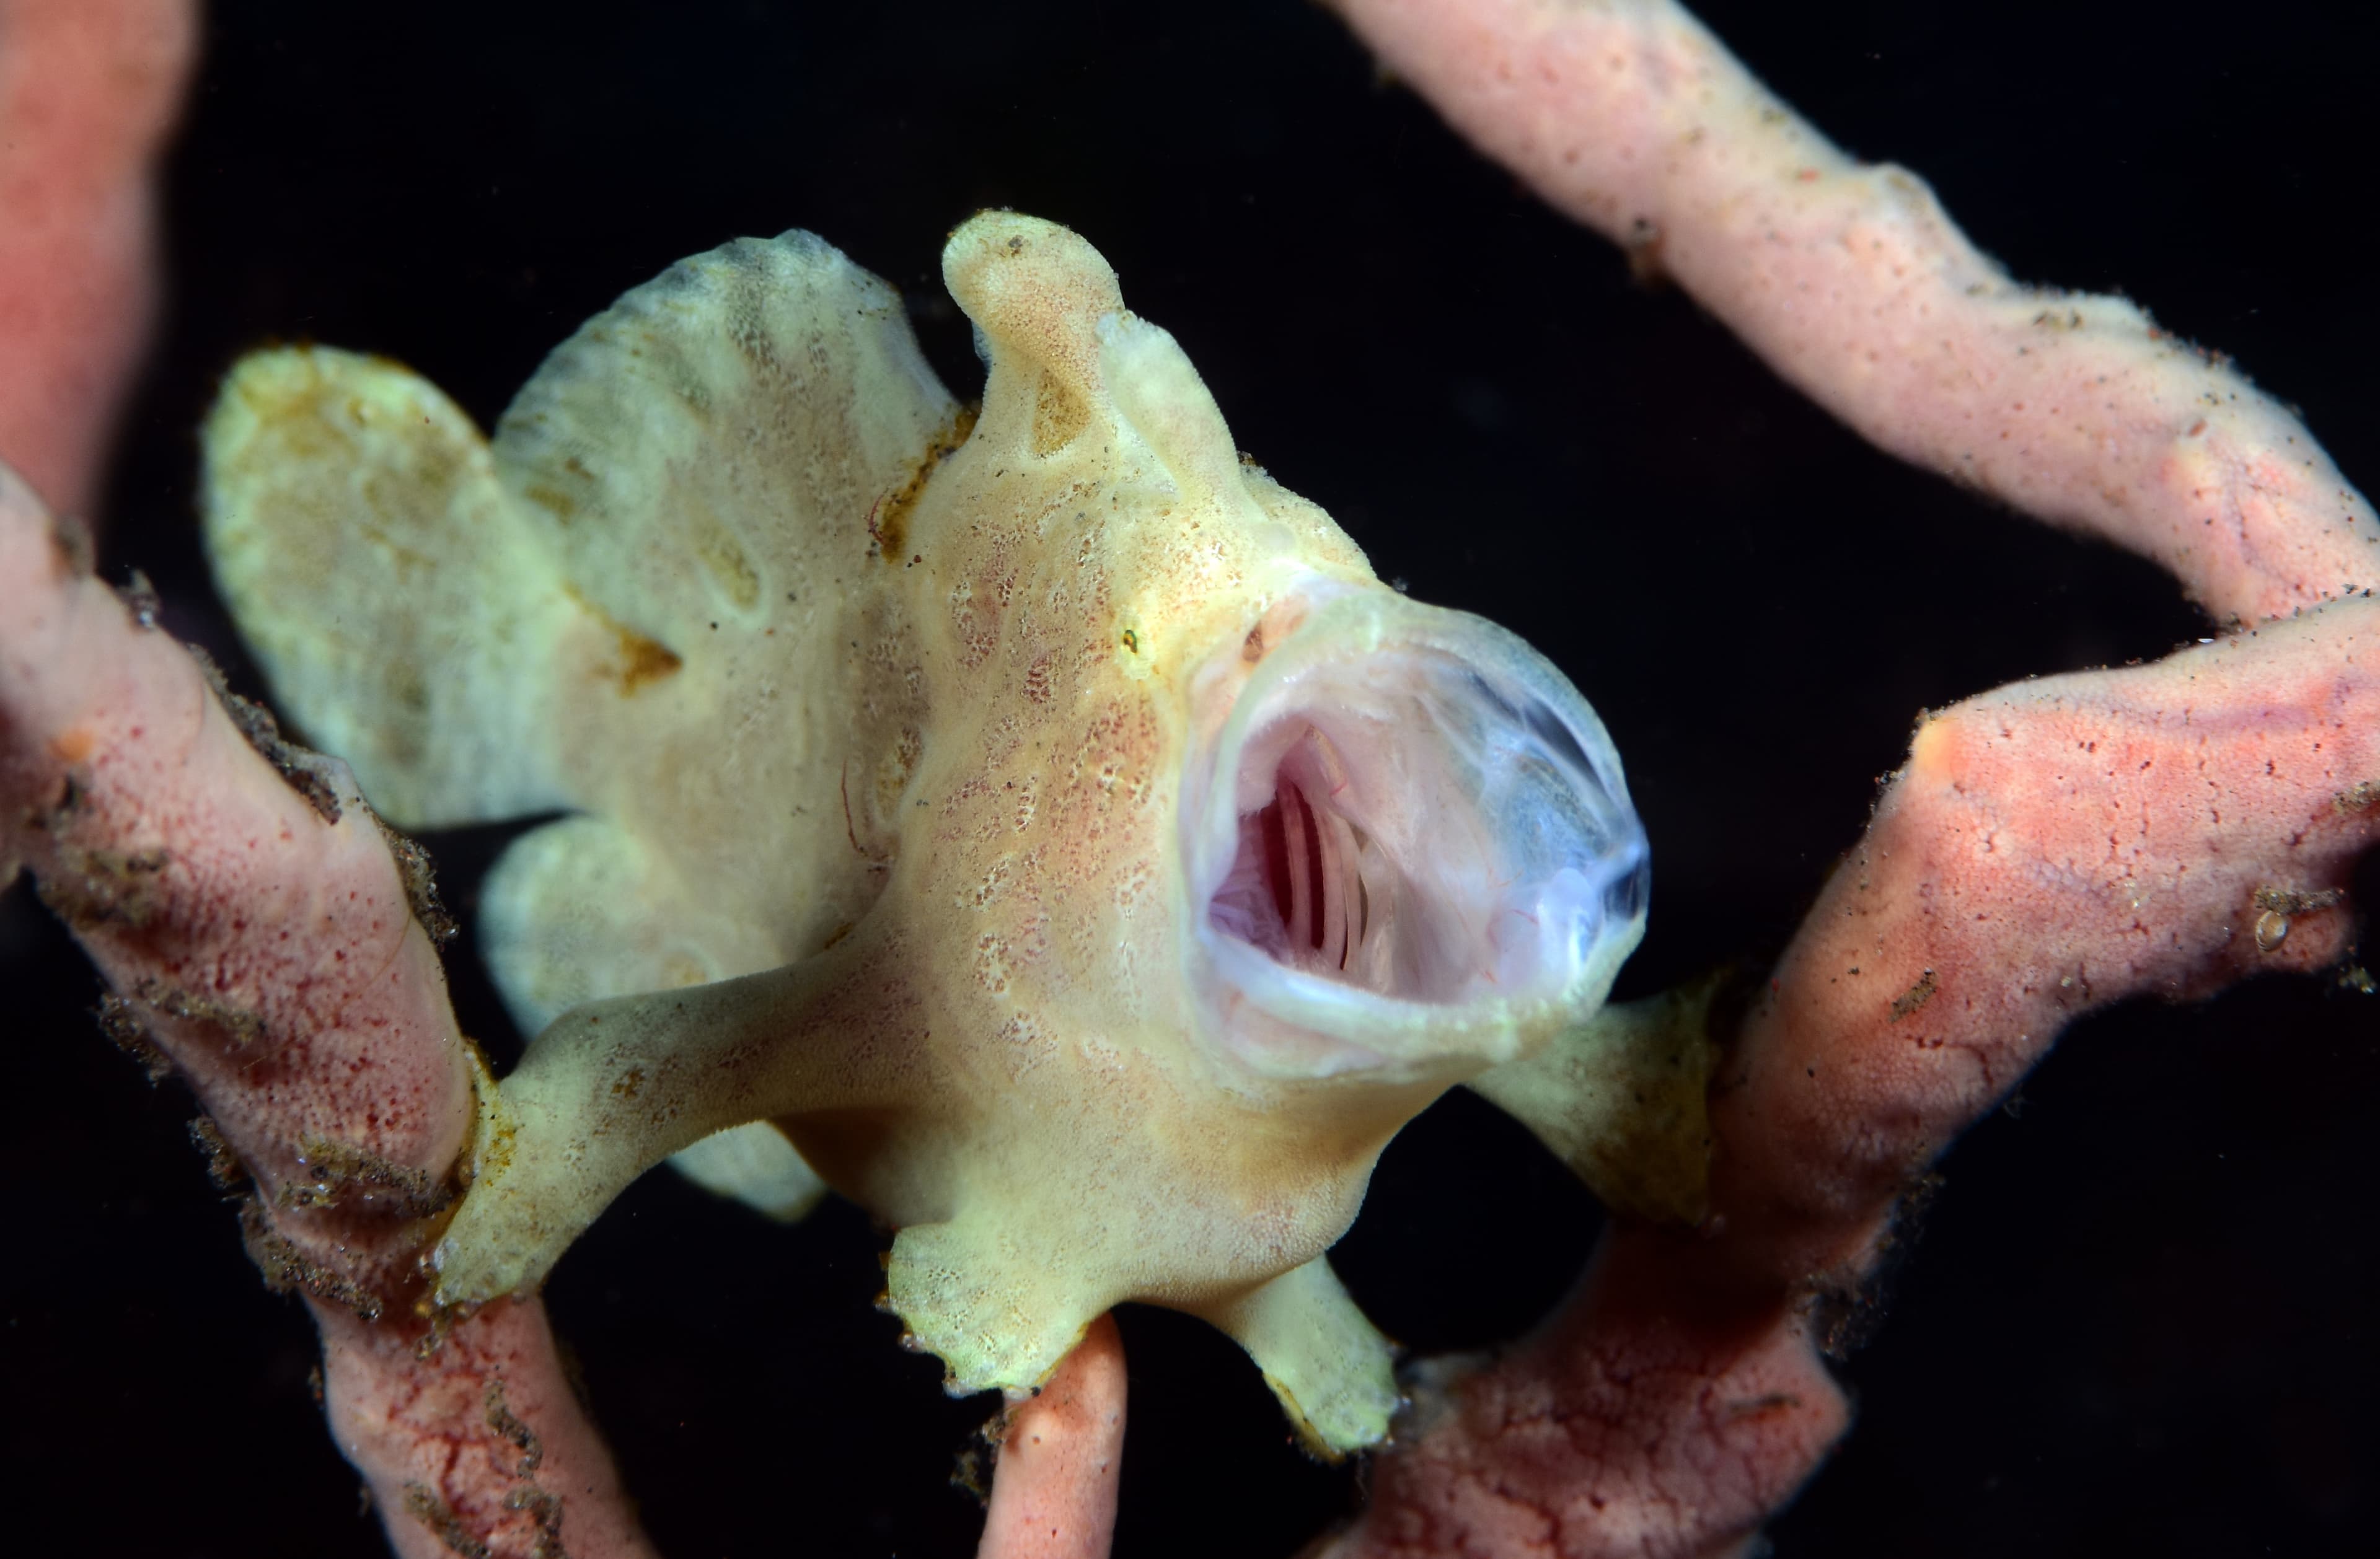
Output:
[1202, 649, 1645, 1010]
[1210, 724, 1396, 984]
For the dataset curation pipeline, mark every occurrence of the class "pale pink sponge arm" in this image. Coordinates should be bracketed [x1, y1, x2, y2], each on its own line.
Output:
[0, 465, 657, 1559]
[0, 0, 194, 520]
[1325, 602, 2380, 1557]
[1328, 0, 2380, 625]
[1318, 0, 2380, 1553]
[978, 1315, 1128, 1559]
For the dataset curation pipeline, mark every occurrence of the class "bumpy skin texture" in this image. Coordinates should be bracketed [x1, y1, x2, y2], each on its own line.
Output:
[203, 213, 1657, 1457]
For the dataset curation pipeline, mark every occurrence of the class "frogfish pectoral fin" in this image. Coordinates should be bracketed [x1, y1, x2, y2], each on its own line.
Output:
[1468, 979, 1723, 1226]
[431, 923, 899, 1306]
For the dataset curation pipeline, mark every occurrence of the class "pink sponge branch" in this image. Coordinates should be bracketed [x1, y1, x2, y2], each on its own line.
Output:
[1328, 0, 2380, 625]
[1330, 600, 2380, 1558]
[1316, 2, 2380, 1550]
[0, 461, 469, 1236]
[1318, 1232, 1847, 1559]
[0, 3, 1121, 1542]
[1720, 606, 2380, 1287]
[977, 1315, 1128, 1559]
[0, 6, 655, 1546]
[0, 0, 195, 520]
[318, 1301, 656, 1559]
[0, 463, 654, 1559]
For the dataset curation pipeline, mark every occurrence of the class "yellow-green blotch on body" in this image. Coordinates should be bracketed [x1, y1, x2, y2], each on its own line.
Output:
[203, 213, 1690, 1454]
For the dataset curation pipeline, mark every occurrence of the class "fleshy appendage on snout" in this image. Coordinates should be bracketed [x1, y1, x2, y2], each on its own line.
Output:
[1189, 579, 1649, 1080]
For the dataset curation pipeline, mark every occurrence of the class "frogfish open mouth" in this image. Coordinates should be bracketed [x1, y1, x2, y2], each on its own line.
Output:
[1189, 579, 1646, 1077]
[200, 210, 1661, 1454]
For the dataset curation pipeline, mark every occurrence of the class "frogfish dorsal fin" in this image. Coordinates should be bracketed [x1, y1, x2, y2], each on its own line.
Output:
[493, 231, 957, 646]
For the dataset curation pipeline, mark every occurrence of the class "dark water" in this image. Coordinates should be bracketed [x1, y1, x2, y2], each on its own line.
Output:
[6, 1, 2378, 1554]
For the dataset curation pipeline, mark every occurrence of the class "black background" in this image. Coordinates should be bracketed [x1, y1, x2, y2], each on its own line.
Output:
[6, 2, 2378, 1555]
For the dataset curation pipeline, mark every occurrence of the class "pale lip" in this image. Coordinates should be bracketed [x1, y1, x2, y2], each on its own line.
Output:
[1183, 581, 1649, 1078]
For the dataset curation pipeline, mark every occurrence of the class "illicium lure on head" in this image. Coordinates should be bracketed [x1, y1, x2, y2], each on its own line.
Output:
[202, 211, 1691, 1456]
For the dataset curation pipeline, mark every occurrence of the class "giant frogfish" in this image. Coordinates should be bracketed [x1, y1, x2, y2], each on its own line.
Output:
[202, 213, 1688, 1454]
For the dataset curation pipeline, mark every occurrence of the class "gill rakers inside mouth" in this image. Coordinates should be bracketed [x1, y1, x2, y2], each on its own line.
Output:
[1209, 721, 1417, 992]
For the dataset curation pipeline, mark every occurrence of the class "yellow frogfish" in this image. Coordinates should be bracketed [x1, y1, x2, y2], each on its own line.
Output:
[201, 213, 1685, 1454]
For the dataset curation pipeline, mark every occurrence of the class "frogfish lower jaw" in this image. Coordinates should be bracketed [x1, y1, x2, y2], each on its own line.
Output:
[1186, 581, 1649, 1081]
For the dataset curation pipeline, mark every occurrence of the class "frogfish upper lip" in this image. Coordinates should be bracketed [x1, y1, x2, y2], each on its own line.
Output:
[1181, 578, 1649, 1079]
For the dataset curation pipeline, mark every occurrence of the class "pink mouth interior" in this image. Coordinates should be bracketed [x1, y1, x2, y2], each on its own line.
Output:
[1217, 729, 1367, 965]
[1197, 642, 1647, 1018]
[1207, 721, 1457, 999]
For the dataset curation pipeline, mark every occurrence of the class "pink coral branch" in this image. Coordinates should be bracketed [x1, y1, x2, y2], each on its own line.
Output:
[0, 463, 654, 1557]
[977, 1314, 1127, 1559]
[0, 0, 194, 520]
[1327, 0, 2380, 625]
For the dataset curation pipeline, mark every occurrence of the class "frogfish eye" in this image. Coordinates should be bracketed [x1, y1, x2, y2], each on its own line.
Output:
[1185, 583, 1648, 1074]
